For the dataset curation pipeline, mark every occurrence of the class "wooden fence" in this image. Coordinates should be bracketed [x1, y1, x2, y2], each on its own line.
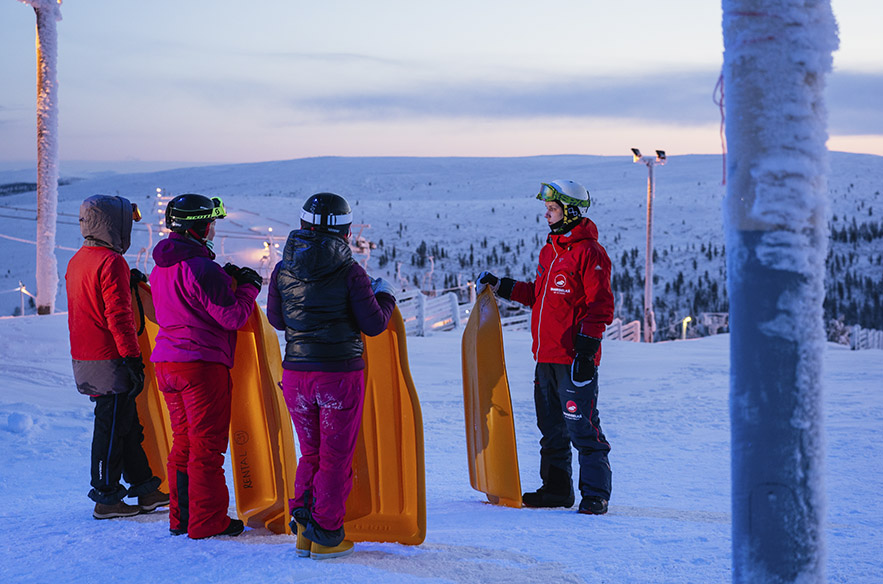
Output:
[850, 325, 883, 350]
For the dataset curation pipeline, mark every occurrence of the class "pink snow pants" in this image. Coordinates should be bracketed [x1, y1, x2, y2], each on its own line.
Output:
[281, 369, 365, 532]
[157, 361, 232, 539]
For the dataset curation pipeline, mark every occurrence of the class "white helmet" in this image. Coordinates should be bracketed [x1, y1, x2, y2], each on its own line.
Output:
[536, 180, 591, 208]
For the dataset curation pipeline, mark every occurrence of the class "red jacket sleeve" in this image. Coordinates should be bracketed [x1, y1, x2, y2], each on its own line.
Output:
[577, 244, 615, 339]
[100, 254, 140, 358]
[509, 280, 537, 307]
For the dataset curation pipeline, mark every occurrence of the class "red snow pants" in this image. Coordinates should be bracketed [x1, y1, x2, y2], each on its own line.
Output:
[281, 369, 365, 532]
[156, 361, 232, 539]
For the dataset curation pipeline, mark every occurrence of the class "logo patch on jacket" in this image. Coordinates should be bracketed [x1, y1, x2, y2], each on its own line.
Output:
[564, 400, 582, 420]
[551, 273, 571, 295]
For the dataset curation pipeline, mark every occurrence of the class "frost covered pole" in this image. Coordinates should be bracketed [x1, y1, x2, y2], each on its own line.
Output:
[21, 0, 63, 314]
[722, 1, 837, 582]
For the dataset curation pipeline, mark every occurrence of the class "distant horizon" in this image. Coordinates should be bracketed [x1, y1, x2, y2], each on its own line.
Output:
[4, 149, 883, 180]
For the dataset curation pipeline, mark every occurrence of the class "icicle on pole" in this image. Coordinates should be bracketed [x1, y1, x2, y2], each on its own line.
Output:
[21, 0, 63, 314]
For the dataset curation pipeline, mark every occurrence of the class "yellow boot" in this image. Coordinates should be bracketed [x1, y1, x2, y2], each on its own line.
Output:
[295, 523, 311, 558]
[310, 539, 354, 560]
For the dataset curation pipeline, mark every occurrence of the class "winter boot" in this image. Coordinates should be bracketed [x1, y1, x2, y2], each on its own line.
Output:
[93, 500, 141, 519]
[217, 518, 245, 537]
[137, 489, 170, 512]
[311, 539, 354, 560]
[194, 518, 244, 539]
[292, 521, 311, 557]
[578, 496, 608, 515]
[522, 486, 575, 508]
[303, 516, 352, 559]
[524, 465, 574, 507]
[290, 506, 312, 557]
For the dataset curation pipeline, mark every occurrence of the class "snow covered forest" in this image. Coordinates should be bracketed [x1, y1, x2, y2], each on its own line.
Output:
[2, 152, 881, 338]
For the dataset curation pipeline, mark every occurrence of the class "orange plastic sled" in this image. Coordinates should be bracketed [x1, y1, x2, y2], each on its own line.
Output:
[461, 286, 522, 508]
[343, 307, 427, 545]
[131, 283, 296, 534]
[228, 304, 298, 534]
[131, 281, 174, 494]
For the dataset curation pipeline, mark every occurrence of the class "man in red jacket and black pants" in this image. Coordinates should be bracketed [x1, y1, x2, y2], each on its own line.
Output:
[479, 179, 614, 515]
[66, 195, 168, 520]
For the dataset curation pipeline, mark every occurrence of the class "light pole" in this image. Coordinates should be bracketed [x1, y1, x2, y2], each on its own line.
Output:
[631, 148, 666, 343]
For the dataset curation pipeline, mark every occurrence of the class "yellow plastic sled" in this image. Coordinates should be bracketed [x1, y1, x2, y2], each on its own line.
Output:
[228, 305, 297, 535]
[134, 283, 424, 543]
[344, 307, 427, 545]
[131, 283, 296, 534]
[461, 286, 522, 508]
[131, 281, 174, 494]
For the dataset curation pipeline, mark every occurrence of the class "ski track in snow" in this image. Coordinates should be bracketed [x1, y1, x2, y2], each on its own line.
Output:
[0, 314, 881, 583]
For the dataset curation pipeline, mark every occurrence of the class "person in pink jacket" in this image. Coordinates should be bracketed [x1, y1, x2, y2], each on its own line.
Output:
[149, 194, 262, 539]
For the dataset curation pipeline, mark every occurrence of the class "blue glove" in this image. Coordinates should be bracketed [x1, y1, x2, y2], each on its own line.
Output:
[477, 271, 500, 293]
[371, 277, 396, 299]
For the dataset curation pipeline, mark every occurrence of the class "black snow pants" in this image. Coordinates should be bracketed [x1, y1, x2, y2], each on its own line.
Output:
[533, 362, 612, 500]
[88, 391, 158, 504]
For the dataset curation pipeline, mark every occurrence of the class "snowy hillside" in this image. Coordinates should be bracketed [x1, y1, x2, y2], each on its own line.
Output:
[1, 153, 882, 334]
[1, 313, 881, 583]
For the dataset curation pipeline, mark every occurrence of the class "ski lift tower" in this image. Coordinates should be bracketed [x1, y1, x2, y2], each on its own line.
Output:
[632, 148, 666, 343]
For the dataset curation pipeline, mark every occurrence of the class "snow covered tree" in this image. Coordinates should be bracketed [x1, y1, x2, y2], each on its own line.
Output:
[19, 0, 62, 314]
[723, 1, 837, 582]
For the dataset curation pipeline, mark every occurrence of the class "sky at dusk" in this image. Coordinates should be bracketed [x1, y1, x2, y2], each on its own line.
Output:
[1, 0, 881, 167]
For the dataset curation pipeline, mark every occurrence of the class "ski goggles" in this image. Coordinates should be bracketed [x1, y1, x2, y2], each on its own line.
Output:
[536, 182, 590, 208]
[131, 203, 142, 222]
[176, 197, 228, 221]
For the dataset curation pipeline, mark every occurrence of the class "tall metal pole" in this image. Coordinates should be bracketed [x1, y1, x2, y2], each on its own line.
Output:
[644, 163, 655, 343]
[632, 149, 665, 343]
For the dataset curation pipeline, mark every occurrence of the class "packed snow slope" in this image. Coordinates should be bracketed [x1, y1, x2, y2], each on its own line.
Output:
[1, 313, 881, 583]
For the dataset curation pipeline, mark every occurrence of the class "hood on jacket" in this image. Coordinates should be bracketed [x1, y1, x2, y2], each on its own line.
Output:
[282, 229, 352, 281]
[152, 232, 214, 268]
[79, 195, 134, 253]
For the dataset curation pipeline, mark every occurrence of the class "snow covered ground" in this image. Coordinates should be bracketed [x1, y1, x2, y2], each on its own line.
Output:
[1, 312, 880, 583]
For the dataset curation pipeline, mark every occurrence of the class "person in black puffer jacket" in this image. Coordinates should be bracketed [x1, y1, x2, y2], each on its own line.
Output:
[266, 193, 396, 560]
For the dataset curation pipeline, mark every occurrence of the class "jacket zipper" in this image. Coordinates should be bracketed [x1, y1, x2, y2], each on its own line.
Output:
[534, 241, 559, 361]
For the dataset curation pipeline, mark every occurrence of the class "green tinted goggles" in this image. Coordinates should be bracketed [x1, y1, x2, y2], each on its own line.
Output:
[536, 183, 590, 208]
[180, 197, 227, 221]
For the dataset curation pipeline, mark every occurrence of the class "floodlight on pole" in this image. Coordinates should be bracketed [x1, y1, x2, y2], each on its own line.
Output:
[632, 148, 666, 343]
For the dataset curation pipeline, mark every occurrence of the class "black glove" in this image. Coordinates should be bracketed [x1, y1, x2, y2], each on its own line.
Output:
[571, 334, 601, 387]
[235, 266, 263, 291]
[122, 356, 146, 398]
[478, 271, 516, 300]
[477, 271, 500, 293]
[222, 263, 242, 278]
[130, 268, 147, 287]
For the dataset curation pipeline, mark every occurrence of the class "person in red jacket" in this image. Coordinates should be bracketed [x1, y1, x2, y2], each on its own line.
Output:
[478, 179, 614, 515]
[66, 194, 169, 520]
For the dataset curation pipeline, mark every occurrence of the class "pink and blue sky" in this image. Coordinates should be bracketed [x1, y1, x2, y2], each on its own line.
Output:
[1, 0, 881, 167]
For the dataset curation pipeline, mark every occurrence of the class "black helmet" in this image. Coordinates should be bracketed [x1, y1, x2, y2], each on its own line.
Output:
[165, 193, 227, 237]
[300, 192, 352, 237]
